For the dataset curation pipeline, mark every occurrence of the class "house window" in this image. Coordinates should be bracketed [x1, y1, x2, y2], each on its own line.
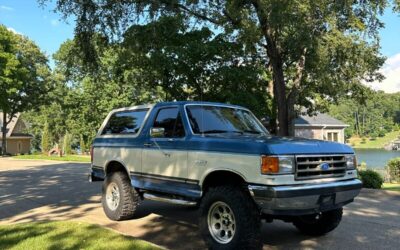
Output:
[18, 141, 22, 153]
[327, 132, 339, 142]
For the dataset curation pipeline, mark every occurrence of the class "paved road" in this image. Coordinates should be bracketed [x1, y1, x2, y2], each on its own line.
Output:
[0, 158, 399, 249]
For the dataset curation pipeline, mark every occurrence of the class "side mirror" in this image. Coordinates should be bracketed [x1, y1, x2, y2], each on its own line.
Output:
[150, 127, 165, 138]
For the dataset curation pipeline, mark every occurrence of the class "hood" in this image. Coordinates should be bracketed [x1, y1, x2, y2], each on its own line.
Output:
[260, 136, 354, 155]
[188, 134, 354, 155]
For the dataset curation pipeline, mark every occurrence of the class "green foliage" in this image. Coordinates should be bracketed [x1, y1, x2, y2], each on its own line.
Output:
[358, 169, 383, 189]
[63, 132, 72, 155]
[122, 16, 269, 116]
[0, 25, 50, 155]
[43, 0, 389, 135]
[80, 135, 86, 154]
[386, 158, 400, 183]
[41, 122, 51, 153]
[329, 92, 400, 138]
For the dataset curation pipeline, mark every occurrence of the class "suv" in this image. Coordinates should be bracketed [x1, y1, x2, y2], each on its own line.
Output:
[90, 101, 361, 249]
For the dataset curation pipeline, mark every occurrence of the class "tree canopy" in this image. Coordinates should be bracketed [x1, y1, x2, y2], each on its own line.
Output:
[0, 25, 50, 155]
[26, 16, 271, 149]
[40, 0, 391, 135]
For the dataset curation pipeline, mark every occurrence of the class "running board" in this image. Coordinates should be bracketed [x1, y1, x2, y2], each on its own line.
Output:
[143, 192, 197, 206]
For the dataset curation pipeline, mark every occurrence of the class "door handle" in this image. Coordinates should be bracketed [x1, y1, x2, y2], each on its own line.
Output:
[144, 142, 153, 147]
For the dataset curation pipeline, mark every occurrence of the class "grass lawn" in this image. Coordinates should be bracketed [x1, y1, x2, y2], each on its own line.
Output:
[348, 130, 400, 149]
[382, 183, 400, 192]
[0, 221, 160, 250]
[13, 154, 91, 162]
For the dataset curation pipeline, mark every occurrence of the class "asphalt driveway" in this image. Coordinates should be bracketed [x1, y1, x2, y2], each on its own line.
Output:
[0, 158, 399, 249]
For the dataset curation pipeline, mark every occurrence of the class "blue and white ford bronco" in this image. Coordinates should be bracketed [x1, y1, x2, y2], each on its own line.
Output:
[90, 101, 362, 249]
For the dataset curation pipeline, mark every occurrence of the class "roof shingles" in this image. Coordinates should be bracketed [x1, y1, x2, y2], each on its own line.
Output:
[295, 112, 348, 127]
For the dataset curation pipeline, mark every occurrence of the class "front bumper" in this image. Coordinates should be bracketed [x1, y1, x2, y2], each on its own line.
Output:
[248, 179, 362, 216]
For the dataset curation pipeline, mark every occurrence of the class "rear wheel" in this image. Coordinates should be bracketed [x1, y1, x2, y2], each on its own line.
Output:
[102, 172, 139, 221]
[199, 186, 262, 249]
[293, 208, 343, 236]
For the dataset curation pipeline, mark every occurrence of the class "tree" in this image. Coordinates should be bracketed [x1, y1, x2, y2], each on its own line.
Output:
[43, 0, 388, 136]
[63, 131, 72, 155]
[80, 135, 86, 154]
[0, 25, 50, 155]
[41, 122, 51, 153]
[329, 91, 400, 138]
[121, 16, 269, 116]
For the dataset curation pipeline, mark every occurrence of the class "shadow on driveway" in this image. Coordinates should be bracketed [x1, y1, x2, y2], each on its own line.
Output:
[0, 159, 399, 249]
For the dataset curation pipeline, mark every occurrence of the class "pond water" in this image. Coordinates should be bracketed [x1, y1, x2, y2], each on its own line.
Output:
[354, 148, 400, 169]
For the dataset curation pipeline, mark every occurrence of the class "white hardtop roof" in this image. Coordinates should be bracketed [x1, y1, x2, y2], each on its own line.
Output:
[110, 104, 155, 113]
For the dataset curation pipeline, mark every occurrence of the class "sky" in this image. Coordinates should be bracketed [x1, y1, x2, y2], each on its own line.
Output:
[1, 1, 400, 93]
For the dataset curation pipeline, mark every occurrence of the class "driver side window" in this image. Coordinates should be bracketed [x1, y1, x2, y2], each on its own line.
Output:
[153, 107, 185, 138]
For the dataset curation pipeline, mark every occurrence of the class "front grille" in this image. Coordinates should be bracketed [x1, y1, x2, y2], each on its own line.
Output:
[295, 155, 347, 180]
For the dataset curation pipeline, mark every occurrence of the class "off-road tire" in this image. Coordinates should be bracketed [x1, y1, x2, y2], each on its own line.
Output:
[293, 208, 343, 236]
[199, 186, 262, 250]
[102, 172, 139, 221]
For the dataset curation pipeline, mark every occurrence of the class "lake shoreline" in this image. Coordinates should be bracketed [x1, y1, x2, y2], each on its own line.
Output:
[354, 148, 400, 169]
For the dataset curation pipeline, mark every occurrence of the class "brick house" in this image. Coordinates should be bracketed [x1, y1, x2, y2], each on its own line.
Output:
[0, 113, 32, 155]
[294, 112, 349, 143]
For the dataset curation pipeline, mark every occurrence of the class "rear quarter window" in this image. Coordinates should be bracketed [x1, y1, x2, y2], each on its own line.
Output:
[101, 109, 148, 135]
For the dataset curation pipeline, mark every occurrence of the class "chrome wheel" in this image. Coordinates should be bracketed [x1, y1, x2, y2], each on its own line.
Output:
[207, 201, 236, 244]
[106, 182, 120, 211]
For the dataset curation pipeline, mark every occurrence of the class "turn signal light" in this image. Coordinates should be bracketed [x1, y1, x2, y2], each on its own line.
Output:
[261, 156, 279, 174]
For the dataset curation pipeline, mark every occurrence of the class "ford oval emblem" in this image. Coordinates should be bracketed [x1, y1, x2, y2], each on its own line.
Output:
[320, 163, 330, 170]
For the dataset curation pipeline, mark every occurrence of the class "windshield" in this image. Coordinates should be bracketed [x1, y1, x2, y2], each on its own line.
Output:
[186, 105, 268, 135]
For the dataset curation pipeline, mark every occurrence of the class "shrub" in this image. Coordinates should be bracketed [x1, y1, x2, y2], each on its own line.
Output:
[41, 122, 51, 153]
[386, 158, 400, 183]
[80, 135, 86, 154]
[63, 132, 72, 155]
[361, 137, 367, 144]
[378, 130, 386, 137]
[358, 169, 383, 189]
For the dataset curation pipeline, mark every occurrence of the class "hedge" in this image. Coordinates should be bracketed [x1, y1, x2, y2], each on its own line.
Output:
[358, 169, 383, 189]
[386, 157, 400, 183]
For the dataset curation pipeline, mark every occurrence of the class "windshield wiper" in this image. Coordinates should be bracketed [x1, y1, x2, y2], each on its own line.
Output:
[201, 130, 243, 134]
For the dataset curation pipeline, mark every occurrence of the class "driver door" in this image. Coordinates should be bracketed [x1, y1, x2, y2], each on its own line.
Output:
[141, 107, 188, 179]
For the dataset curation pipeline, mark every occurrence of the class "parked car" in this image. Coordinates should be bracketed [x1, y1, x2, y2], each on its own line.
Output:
[90, 101, 362, 249]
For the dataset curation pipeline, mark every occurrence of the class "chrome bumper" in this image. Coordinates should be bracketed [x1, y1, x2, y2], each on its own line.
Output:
[248, 179, 362, 215]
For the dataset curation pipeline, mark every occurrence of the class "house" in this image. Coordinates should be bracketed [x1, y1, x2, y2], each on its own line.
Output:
[0, 113, 32, 155]
[294, 112, 349, 143]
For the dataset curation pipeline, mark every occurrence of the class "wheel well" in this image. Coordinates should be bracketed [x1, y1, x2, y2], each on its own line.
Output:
[105, 161, 129, 178]
[202, 171, 246, 191]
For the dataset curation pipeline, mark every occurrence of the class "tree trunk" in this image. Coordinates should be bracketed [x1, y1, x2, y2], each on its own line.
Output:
[271, 61, 289, 136]
[2, 112, 7, 156]
[286, 48, 307, 137]
[251, 0, 289, 136]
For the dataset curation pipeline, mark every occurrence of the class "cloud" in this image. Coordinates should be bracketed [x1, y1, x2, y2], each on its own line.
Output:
[366, 53, 400, 93]
[6, 27, 22, 35]
[0, 5, 13, 11]
[51, 19, 59, 26]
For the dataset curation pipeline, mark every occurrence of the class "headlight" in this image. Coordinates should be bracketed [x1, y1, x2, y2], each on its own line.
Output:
[261, 155, 294, 174]
[345, 155, 357, 170]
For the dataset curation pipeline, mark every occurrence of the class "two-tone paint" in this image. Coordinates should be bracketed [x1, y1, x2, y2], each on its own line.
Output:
[91, 101, 358, 202]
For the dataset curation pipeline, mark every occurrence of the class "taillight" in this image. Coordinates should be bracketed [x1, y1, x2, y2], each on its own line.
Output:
[90, 145, 94, 163]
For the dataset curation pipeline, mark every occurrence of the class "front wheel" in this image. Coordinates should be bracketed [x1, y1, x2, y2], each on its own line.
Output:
[102, 172, 139, 221]
[199, 186, 262, 250]
[293, 208, 343, 236]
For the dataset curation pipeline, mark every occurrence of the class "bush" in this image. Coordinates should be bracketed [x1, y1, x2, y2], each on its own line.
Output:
[386, 158, 400, 183]
[358, 169, 383, 189]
